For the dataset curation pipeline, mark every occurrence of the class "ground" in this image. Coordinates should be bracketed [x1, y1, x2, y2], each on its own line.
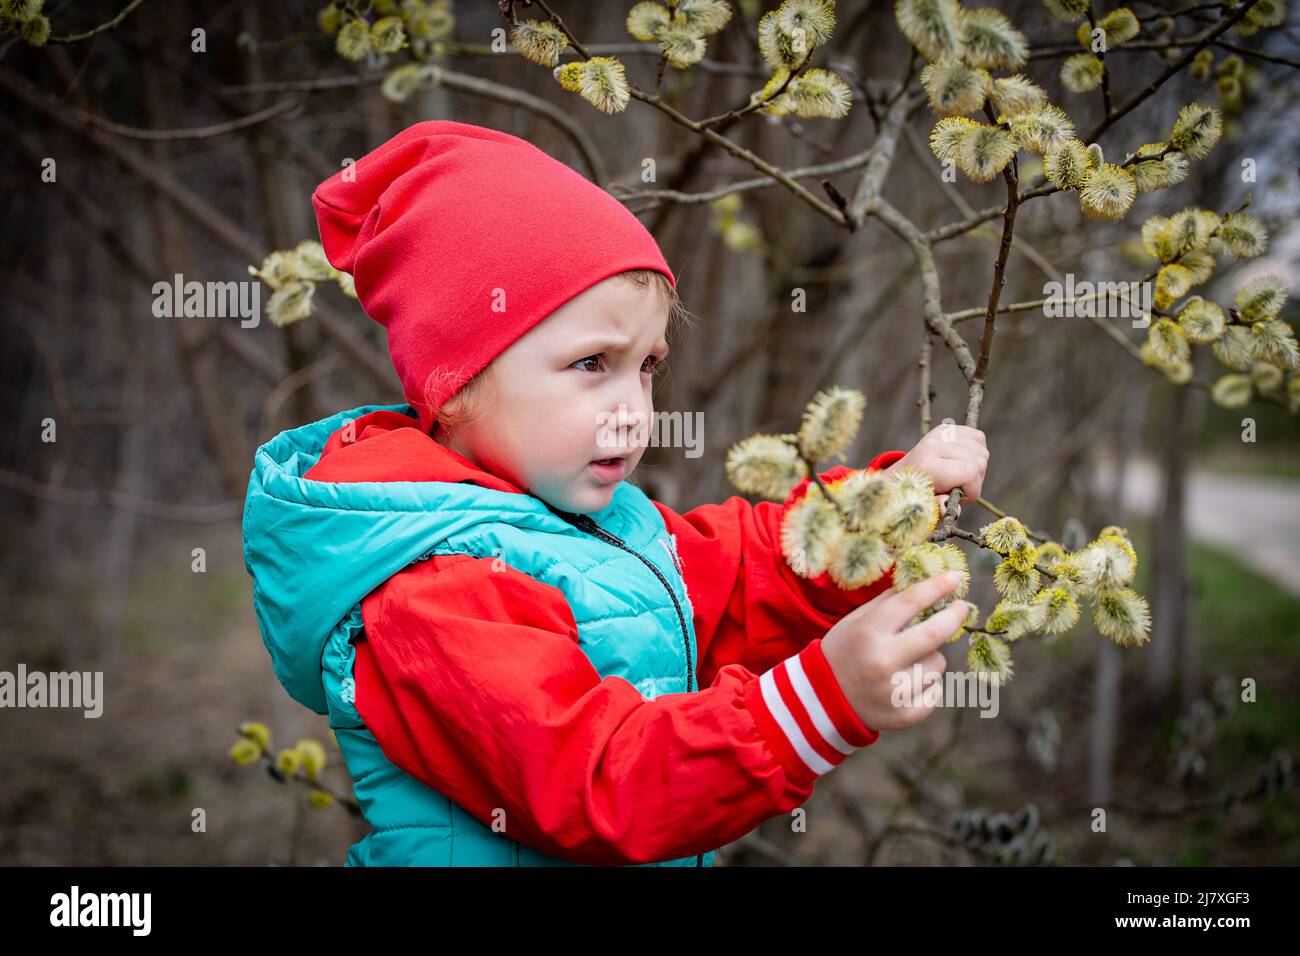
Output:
[2, 461, 1296, 865]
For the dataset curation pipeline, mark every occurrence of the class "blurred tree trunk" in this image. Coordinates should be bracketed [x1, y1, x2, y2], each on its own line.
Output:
[97, 246, 149, 680]
[243, 2, 319, 429]
[1088, 389, 1147, 805]
[40, 223, 79, 670]
[1146, 381, 1197, 705]
[1177, 393, 1209, 712]
[139, 15, 250, 497]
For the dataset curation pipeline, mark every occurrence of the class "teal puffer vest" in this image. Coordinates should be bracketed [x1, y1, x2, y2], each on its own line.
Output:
[243, 403, 716, 866]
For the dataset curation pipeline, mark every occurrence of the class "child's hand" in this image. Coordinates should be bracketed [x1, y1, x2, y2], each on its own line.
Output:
[821, 572, 972, 732]
[882, 424, 988, 516]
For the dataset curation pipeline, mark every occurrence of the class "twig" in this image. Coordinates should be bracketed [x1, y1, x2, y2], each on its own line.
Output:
[440, 39, 766, 76]
[46, 94, 303, 141]
[969, 498, 1053, 543]
[0, 468, 241, 523]
[529, 0, 851, 226]
[1086, 5, 1115, 116]
[1083, 0, 1264, 142]
[868, 198, 978, 383]
[918, 330, 933, 436]
[220, 63, 608, 183]
[49, 0, 149, 44]
[925, 184, 1058, 244]
[1031, 32, 1300, 71]
[846, 91, 923, 229]
[697, 51, 812, 128]
[608, 147, 879, 209]
[968, 107, 1023, 428]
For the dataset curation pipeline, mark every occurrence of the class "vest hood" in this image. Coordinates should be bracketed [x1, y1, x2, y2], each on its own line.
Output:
[241, 403, 627, 714]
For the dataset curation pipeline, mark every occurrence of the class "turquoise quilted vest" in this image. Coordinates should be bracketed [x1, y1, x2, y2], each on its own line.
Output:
[243, 403, 716, 867]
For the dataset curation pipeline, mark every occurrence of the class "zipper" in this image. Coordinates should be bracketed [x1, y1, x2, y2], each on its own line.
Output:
[548, 506, 704, 867]
[553, 509, 697, 693]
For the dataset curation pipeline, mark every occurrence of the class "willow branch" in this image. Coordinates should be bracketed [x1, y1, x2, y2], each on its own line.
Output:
[1083, 0, 1264, 142]
[1086, 5, 1116, 116]
[846, 90, 923, 229]
[868, 198, 978, 383]
[221, 63, 608, 184]
[0, 70, 396, 391]
[969, 498, 1053, 543]
[609, 147, 879, 209]
[936, 527, 1061, 581]
[44, 94, 304, 141]
[1029, 32, 1300, 71]
[440, 39, 765, 75]
[924, 184, 1058, 245]
[918, 330, 934, 437]
[0, 468, 240, 523]
[697, 51, 812, 128]
[969, 108, 1022, 429]
[530, 0, 851, 226]
[49, 0, 149, 43]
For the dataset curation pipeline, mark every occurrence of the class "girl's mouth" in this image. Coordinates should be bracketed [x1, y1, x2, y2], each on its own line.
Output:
[589, 456, 627, 481]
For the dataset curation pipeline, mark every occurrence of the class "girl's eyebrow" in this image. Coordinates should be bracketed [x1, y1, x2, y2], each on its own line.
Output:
[570, 336, 670, 356]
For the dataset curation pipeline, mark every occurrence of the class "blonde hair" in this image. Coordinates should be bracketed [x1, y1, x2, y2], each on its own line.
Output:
[619, 267, 695, 335]
[431, 269, 691, 437]
[428, 362, 492, 438]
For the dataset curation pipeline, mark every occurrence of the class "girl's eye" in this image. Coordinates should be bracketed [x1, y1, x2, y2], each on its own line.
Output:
[570, 355, 667, 374]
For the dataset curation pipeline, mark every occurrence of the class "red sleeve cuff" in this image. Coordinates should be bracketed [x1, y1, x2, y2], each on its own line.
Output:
[786, 450, 908, 509]
[866, 449, 907, 473]
[744, 638, 879, 790]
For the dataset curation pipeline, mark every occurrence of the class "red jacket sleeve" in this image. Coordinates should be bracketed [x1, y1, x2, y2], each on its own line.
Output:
[652, 449, 907, 686]
[352, 552, 880, 866]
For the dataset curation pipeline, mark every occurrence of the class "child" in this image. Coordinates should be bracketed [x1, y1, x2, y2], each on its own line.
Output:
[243, 121, 988, 867]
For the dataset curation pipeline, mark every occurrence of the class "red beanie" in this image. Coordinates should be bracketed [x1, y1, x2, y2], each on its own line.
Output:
[312, 120, 676, 434]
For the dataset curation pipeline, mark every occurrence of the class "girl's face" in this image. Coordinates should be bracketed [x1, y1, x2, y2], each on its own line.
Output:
[436, 274, 671, 515]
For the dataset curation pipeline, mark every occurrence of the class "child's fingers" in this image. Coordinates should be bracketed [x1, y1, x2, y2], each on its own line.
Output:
[960, 465, 984, 502]
[894, 599, 972, 665]
[926, 424, 986, 449]
[931, 458, 985, 501]
[888, 650, 947, 719]
[873, 572, 964, 634]
[917, 649, 947, 687]
[935, 438, 989, 469]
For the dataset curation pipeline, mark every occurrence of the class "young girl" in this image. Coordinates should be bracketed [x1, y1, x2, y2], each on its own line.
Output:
[243, 121, 988, 867]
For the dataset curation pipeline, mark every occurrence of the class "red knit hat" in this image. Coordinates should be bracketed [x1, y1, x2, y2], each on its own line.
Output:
[312, 120, 676, 434]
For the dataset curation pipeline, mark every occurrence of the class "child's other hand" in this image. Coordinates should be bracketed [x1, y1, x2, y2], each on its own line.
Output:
[821, 572, 971, 732]
[882, 423, 988, 514]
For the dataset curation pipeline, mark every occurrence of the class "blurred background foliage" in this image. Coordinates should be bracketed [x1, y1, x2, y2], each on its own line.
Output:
[0, 0, 1296, 865]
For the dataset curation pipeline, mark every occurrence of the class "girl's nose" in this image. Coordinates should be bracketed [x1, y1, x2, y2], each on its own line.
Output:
[607, 396, 653, 450]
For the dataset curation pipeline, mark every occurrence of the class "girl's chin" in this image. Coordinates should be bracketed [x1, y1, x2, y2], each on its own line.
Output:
[532, 478, 618, 516]
[575, 483, 621, 512]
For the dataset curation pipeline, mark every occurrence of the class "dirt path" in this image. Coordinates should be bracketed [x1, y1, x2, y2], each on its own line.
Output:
[1117, 459, 1300, 596]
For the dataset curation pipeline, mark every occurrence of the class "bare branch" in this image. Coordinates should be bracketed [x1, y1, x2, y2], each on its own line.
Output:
[1084, 0, 1265, 142]
[868, 198, 978, 383]
[221, 64, 609, 184]
[0, 468, 240, 523]
[846, 91, 924, 229]
[49, 0, 149, 44]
